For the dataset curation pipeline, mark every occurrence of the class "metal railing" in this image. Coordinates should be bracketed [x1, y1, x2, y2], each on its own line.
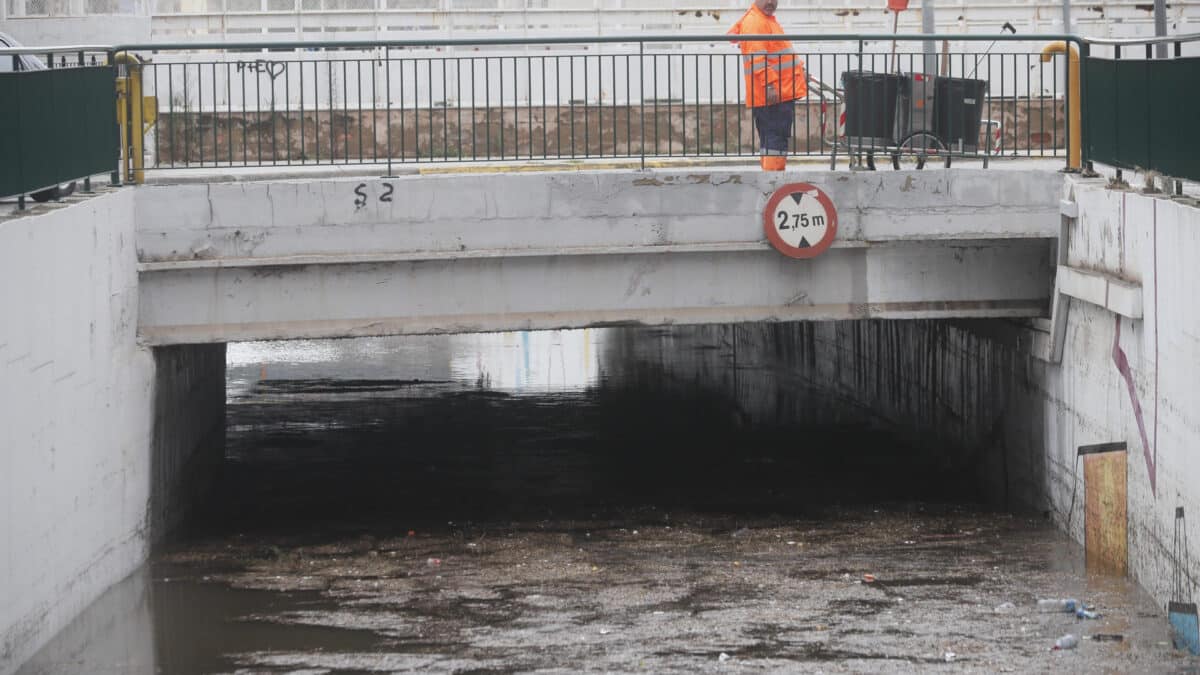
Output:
[1081, 32, 1200, 184]
[0, 44, 116, 204]
[116, 33, 1080, 173]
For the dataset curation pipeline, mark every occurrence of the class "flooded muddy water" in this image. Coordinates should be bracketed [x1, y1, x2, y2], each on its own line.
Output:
[18, 332, 1199, 674]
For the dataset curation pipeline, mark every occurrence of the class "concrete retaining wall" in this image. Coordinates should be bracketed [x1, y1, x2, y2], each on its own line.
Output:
[0, 194, 225, 675]
[1043, 180, 1200, 608]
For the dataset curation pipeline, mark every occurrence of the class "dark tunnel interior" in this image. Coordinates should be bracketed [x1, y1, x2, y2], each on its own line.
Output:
[192, 325, 991, 542]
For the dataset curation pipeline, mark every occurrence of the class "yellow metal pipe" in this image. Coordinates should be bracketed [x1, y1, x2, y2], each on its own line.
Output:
[1041, 42, 1081, 170]
[113, 52, 146, 184]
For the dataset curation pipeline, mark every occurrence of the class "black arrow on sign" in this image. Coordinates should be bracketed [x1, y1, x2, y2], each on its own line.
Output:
[790, 192, 805, 205]
[798, 236, 812, 248]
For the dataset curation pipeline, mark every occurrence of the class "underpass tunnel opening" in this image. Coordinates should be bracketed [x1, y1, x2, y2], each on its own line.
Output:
[179, 319, 1041, 542]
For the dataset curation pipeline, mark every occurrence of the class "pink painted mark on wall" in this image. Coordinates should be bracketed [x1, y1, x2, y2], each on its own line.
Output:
[1112, 317, 1156, 494]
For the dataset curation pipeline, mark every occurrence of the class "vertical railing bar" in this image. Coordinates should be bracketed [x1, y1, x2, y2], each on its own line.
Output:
[1025, 52, 1031, 157]
[442, 57, 449, 161]
[427, 57, 434, 162]
[737, 50, 743, 157]
[817, 52, 823, 156]
[611, 53, 618, 158]
[399, 55, 407, 164]
[458, 57, 464, 161]
[242, 62, 250, 166]
[286, 57, 293, 165]
[182, 63, 192, 167]
[695, 52, 701, 156]
[722, 52, 728, 156]
[472, 57, 478, 160]
[270, 60, 278, 166]
[555, 55, 560, 159]
[653, 52, 659, 158]
[1038, 49, 1044, 157]
[584, 53, 590, 158]
[371, 54, 378, 165]
[569, 55, 576, 158]
[198, 63, 206, 167]
[227, 60, 235, 166]
[638, 44, 644, 167]
[700, 51, 710, 156]
[299, 56, 306, 166]
[790, 54, 797, 157]
[624, 51, 633, 158]
[385, 47, 392, 174]
[343, 59, 350, 164]
[325, 58, 332, 165]
[854, 41, 862, 165]
[311, 60, 319, 164]
[667, 53, 673, 157]
[485, 57, 491, 160]
[210, 63, 219, 167]
[328, 59, 335, 164]
[542, 56, 549, 159]
[356, 59, 364, 165]
[527, 55, 533, 160]
[596, 54, 603, 158]
[803, 52, 810, 156]
[167, 64, 175, 169]
[499, 56, 506, 160]
[256, 60, 264, 165]
[151, 63, 161, 168]
[639, 43, 645, 169]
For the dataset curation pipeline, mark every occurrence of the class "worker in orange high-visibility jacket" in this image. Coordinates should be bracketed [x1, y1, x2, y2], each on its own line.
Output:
[728, 0, 807, 171]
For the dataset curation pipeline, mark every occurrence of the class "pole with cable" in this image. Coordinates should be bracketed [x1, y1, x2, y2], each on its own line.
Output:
[921, 0, 936, 76]
[888, 0, 909, 74]
[1155, 0, 1168, 58]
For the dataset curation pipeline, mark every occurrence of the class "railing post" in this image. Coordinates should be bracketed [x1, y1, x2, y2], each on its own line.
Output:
[1079, 40, 1096, 176]
[385, 46, 394, 178]
[639, 40, 645, 171]
[110, 50, 122, 187]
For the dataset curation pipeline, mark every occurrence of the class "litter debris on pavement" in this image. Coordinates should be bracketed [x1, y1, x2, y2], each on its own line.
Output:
[1038, 598, 1080, 613]
[1052, 634, 1079, 650]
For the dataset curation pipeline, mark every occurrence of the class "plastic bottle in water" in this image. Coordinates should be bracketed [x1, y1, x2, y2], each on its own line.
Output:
[1037, 598, 1079, 613]
[1052, 634, 1080, 650]
[1075, 608, 1101, 620]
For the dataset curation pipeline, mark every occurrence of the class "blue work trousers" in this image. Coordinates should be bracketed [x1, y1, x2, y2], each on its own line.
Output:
[752, 99, 795, 156]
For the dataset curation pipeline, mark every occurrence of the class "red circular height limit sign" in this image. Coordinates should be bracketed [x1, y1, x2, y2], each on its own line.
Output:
[763, 183, 839, 259]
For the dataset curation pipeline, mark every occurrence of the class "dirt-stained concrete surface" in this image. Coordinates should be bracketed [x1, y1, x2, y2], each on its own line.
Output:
[18, 334, 1200, 674]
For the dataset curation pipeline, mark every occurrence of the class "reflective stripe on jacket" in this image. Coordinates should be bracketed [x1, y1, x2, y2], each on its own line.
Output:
[728, 4, 807, 108]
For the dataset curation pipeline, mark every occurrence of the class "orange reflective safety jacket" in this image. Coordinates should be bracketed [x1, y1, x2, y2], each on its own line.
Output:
[728, 4, 807, 108]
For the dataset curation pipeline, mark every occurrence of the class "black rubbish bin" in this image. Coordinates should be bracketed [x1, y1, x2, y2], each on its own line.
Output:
[934, 77, 988, 153]
[841, 71, 904, 149]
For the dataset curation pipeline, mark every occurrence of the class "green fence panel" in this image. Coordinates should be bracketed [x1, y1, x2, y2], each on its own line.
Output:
[0, 66, 117, 199]
[1085, 56, 1200, 181]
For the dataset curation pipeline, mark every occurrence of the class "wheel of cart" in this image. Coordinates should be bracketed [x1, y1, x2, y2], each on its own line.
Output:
[892, 131, 946, 170]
